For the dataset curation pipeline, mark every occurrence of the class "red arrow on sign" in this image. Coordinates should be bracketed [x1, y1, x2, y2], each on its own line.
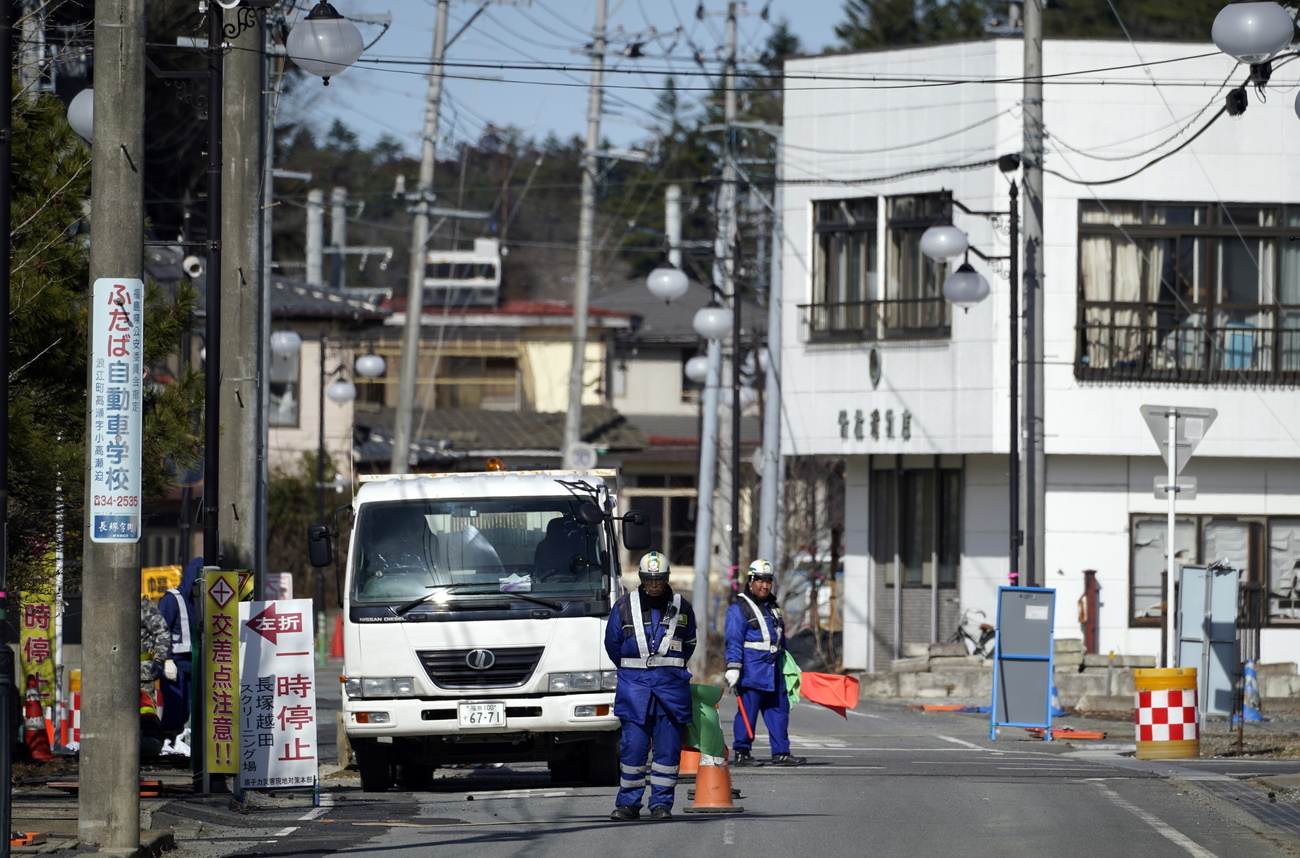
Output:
[244, 602, 304, 645]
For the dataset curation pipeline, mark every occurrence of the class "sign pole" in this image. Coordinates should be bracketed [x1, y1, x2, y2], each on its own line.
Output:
[1165, 409, 1177, 669]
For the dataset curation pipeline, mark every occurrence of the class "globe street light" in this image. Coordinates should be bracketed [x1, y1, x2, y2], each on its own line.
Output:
[922, 183, 1021, 585]
[287, 1, 366, 85]
[646, 261, 690, 303]
[1212, 0, 1295, 64]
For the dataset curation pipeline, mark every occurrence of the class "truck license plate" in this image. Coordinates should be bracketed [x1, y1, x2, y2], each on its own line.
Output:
[458, 702, 505, 727]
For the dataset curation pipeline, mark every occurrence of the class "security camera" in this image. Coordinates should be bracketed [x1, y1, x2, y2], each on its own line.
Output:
[183, 255, 204, 278]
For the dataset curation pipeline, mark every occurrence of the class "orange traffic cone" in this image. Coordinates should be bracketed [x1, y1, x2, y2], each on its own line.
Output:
[23, 677, 54, 763]
[330, 614, 344, 658]
[679, 745, 700, 781]
[683, 761, 744, 813]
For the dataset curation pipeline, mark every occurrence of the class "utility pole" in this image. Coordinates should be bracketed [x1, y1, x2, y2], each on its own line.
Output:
[689, 1, 738, 670]
[1022, 0, 1045, 586]
[717, 2, 740, 587]
[562, 0, 607, 468]
[80, 0, 144, 848]
[219, 4, 266, 592]
[391, 0, 449, 473]
[0, 3, 13, 851]
[757, 128, 783, 565]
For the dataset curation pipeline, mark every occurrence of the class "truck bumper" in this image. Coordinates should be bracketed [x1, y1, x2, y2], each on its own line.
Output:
[343, 692, 619, 738]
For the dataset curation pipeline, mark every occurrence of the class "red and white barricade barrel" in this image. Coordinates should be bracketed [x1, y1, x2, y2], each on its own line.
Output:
[1134, 667, 1199, 760]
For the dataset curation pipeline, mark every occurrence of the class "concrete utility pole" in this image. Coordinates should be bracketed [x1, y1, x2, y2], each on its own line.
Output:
[689, 1, 738, 669]
[307, 188, 325, 286]
[561, 0, 607, 468]
[219, 5, 266, 590]
[1022, 0, 1045, 586]
[80, 0, 144, 848]
[391, 0, 450, 473]
[716, 1, 740, 586]
[757, 130, 783, 565]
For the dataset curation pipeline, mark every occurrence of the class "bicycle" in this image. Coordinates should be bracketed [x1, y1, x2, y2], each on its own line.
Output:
[949, 608, 995, 658]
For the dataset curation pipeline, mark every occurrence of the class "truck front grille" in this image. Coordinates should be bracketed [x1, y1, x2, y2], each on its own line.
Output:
[417, 646, 545, 688]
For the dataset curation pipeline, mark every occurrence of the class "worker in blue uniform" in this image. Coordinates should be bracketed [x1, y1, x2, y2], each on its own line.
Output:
[725, 559, 806, 767]
[604, 551, 697, 822]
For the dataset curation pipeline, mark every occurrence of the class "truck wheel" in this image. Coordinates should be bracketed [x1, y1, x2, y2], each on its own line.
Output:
[356, 742, 394, 792]
[585, 732, 620, 787]
[398, 763, 436, 791]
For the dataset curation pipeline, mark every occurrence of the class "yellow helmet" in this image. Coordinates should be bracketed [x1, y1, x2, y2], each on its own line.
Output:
[747, 559, 774, 580]
[638, 551, 669, 581]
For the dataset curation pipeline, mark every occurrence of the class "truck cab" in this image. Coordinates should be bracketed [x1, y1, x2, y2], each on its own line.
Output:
[308, 467, 649, 791]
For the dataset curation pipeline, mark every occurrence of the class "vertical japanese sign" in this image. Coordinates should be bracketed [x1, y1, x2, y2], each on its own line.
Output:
[237, 599, 318, 790]
[20, 590, 55, 705]
[90, 278, 144, 543]
[204, 569, 241, 773]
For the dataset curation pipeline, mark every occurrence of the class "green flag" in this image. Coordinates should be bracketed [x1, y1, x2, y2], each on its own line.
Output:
[686, 684, 727, 758]
[782, 651, 802, 710]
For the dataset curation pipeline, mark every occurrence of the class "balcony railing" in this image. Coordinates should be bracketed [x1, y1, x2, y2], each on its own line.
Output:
[1076, 303, 1300, 386]
[799, 297, 950, 343]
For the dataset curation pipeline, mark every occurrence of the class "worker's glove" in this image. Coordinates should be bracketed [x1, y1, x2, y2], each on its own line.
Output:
[164, 660, 178, 681]
[725, 668, 740, 689]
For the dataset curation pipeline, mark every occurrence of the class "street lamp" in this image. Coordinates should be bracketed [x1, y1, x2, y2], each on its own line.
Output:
[286, 1, 366, 85]
[1212, 0, 1294, 64]
[314, 334, 383, 657]
[1210, 1, 1297, 115]
[921, 181, 1021, 585]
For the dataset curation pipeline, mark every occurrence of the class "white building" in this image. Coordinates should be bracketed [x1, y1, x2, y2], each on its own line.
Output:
[780, 37, 1300, 672]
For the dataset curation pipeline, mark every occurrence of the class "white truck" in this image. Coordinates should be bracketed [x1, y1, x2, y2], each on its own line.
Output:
[307, 466, 650, 791]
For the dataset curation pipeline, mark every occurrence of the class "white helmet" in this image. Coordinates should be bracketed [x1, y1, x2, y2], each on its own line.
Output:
[747, 559, 774, 580]
[638, 551, 669, 580]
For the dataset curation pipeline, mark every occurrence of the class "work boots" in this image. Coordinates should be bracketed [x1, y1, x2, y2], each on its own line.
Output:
[733, 749, 763, 767]
[770, 753, 806, 767]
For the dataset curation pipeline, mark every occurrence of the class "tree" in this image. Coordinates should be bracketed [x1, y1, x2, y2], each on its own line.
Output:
[7, 84, 204, 591]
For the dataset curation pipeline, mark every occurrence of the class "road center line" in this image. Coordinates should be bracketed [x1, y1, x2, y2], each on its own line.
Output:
[937, 735, 984, 750]
[1091, 782, 1218, 858]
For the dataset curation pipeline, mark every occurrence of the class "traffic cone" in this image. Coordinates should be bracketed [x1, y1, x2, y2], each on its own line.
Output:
[330, 614, 344, 658]
[23, 677, 54, 763]
[1240, 659, 1266, 723]
[679, 745, 700, 781]
[683, 762, 744, 814]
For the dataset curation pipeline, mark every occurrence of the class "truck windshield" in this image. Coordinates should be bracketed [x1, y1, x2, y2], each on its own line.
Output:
[351, 498, 610, 606]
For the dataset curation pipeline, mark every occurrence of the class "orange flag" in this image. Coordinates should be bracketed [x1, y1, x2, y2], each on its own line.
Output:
[800, 672, 861, 718]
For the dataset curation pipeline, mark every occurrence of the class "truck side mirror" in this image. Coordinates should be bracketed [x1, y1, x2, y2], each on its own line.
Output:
[307, 524, 333, 568]
[621, 510, 651, 552]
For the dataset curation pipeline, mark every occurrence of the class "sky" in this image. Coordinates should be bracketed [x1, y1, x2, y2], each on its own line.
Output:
[283, 0, 849, 156]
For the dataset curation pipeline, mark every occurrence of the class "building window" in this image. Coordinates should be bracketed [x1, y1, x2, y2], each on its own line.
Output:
[1078, 201, 1300, 384]
[1129, 514, 1300, 626]
[802, 193, 951, 342]
[885, 194, 951, 332]
[873, 467, 959, 587]
[268, 340, 300, 428]
[435, 356, 522, 411]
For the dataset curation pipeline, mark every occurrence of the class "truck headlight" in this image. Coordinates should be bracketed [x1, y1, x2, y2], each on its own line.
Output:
[352, 677, 417, 698]
[548, 671, 606, 693]
[601, 670, 617, 691]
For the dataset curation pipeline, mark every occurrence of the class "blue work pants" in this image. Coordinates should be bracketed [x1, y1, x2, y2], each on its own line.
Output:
[615, 701, 686, 810]
[733, 669, 791, 756]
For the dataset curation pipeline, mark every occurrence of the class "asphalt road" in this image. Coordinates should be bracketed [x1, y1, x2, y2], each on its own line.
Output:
[157, 689, 1300, 858]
